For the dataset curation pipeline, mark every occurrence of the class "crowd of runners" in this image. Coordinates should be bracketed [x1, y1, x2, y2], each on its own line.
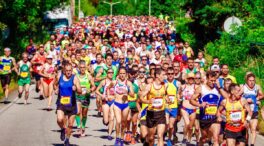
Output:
[0, 16, 263, 146]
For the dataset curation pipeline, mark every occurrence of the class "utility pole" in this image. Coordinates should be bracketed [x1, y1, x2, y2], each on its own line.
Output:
[71, 0, 75, 21]
[103, 1, 121, 16]
[149, 0, 151, 16]
[78, 0, 81, 19]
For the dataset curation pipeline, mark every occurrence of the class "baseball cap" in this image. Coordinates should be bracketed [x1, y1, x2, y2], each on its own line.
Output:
[187, 73, 195, 79]
[210, 65, 220, 71]
[46, 55, 53, 59]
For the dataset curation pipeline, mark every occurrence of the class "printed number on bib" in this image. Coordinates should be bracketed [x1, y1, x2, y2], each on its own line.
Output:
[168, 95, 175, 103]
[82, 87, 87, 95]
[3, 66, 10, 71]
[205, 105, 217, 115]
[230, 111, 242, 122]
[152, 97, 163, 109]
[60, 96, 71, 105]
[250, 104, 254, 111]
[20, 72, 28, 78]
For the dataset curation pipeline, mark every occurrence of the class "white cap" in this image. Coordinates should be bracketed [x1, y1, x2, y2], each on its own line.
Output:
[46, 55, 53, 59]
[210, 65, 220, 71]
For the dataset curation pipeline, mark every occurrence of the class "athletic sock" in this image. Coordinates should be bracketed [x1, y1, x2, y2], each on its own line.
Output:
[75, 115, 81, 128]
[81, 117, 87, 129]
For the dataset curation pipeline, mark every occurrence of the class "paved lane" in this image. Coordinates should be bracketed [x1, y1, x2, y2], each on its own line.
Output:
[0, 85, 263, 146]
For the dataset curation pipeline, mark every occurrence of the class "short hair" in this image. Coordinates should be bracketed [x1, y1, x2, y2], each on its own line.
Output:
[187, 57, 194, 61]
[246, 73, 255, 80]
[149, 63, 156, 67]
[154, 68, 164, 78]
[221, 64, 228, 69]
[106, 53, 113, 59]
[206, 71, 218, 79]
[224, 78, 232, 83]
[213, 56, 219, 60]
[79, 60, 86, 65]
[75, 49, 81, 54]
[96, 53, 102, 58]
[167, 67, 174, 72]
[118, 67, 127, 73]
[228, 83, 239, 93]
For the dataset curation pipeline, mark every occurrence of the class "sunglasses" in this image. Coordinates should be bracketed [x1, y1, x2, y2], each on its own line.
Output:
[108, 72, 114, 74]
[167, 73, 174, 75]
[195, 78, 201, 79]
[139, 71, 145, 73]
[173, 66, 180, 68]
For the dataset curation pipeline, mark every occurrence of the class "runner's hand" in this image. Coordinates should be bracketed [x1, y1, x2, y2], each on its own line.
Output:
[247, 98, 253, 104]
[72, 85, 76, 91]
[200, 102, 207, 108]
[217, 117, 222, 123]
[244, 121, 249, 129]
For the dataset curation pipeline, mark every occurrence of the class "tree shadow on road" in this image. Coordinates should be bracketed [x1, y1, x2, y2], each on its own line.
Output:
[16, 102, 32, 105]
[93, 128, 108, 132]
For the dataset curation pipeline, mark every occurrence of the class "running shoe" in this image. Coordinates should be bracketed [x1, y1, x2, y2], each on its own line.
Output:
[166, 140, 172, 146]
[120, 139, 124, 146]
[173, 135, 178, 143]
[18, 93, 22, 98]
[60, 128, 65, 141]
[97, 111, 102, 117]
[127, 132, 132, 142]
[114, 138, 120, 146]
[107, 135, 113, 141]
[64, 138, 70, 146]
[81, 129, 86, 137]
[39, 95, 44, 100]
[182, 138, 187, 144]
[131, 137, 136, 145]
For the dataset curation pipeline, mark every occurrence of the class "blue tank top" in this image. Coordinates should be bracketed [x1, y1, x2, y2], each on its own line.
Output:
[243, 84, 258, 112]
[57, 74, 76, 107]
[199, 85, 221, 120]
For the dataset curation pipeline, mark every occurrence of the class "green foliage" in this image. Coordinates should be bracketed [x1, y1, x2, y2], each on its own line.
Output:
[175, 17, 196, 45]
[81, 0, 96, 16]
[0, 0, 64, 58]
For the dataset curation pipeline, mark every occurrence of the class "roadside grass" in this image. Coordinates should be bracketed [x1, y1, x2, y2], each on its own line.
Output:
[0, 79, 18, 100]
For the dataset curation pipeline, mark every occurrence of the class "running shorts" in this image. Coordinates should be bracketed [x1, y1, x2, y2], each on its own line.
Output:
[251, 111, 258, 119]
[0, 74, 11, 87]
[225, 129, 246, 143]
[146, 110, 166, 128]
[57, 106, 77, 116]
[199, 118, 218, 130]
[18, 77, 31, 86]
[165, 108, 178, 118]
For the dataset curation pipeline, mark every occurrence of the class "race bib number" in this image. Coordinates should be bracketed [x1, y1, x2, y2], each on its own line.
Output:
[152, 97, 163, 109]
[82, 87, 87, 95]
[3, 65, 10, 71]
[20, 72, 28, 78]
[205, 105, 217, 115]
[250, 104, 254, 111]
[60, 96, 71, 105]
[168, 95, 175, 103]
[230, 111, 242, 122]
[37, 66, 42, 71]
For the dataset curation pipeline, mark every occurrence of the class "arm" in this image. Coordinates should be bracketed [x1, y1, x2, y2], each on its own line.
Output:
[190, 86, 202, 107]
[242, 98, 253, 122]
[257, 85, 264, 101]
[88, 74, 96, 92]
[139, 84, 151, 104]
[95, 80, 106, 98]
[127, 81, 135, 97]
[74, 76, 82, 94]
[94, 67, 106, 82]
[216, 99, 226, 122]
[53, 73, 61, 93]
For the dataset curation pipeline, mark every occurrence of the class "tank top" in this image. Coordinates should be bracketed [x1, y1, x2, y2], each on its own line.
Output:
[182, 84, 195, 100]
[199, 85, 221, 120]
[77, 73, 90, 95]
[0, 56, 13, 75]
[58, 74, 76, 107]
[147, 83, 166, 111]
[33, 53, 46, 73]
[243, 84, 258, 112]
[19, 61, 30, 78]
[128, 83, 139, 102]
[103, 80, 115, 97]
[166, 80, 178, 108]
[114, 80, 129, 95]
[225, 99, 245, 132]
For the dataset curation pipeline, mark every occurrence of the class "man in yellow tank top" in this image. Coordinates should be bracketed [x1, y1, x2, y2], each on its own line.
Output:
[140, 69, 170, 146]
[216, 83, 252, 146]
[164, 67, 181, 146]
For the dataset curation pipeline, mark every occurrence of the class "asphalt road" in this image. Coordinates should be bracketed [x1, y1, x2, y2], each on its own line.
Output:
[0, 85, 263, 146]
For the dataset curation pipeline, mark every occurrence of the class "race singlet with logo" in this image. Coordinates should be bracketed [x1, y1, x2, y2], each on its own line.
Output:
[77, 73, 91, 99]
[166, 80, 178, 109]
[0, 56, 13, 75]
[148, 84, 166, 111]
[243, 84, 258, 112]
[199, 85, 221, 120]
[58, 74, 75, 107]
[225, 99, 245, 132]
[19, 62, 30, 78]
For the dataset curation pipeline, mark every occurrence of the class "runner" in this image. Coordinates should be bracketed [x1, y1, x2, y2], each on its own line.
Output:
[75, 60, 95, 137]
[139, 69, 170, 146]
[190, 71, 222, 146]
[242, 72, 263, 146]
[0, 47, 17, 102]
[164, 67, 181, 146]
[31, 45, 46, 100]
[17, 52, 31, 104]
[38, 55, 56, 110]
[180, 73, 197, 144]
[217, 83, 253, 146]
[54, 63, 81, 146]
[96, 68, 115, 140]
[110, 67, 134, 146]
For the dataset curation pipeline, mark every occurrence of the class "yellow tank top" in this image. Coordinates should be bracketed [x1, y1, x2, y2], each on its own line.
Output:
[166, 82, 178, 108]
[148, 84, 166, 111]
[225, 99, 245, 132]
[128, 94, 137, 102]
[186, 47, 192, 58]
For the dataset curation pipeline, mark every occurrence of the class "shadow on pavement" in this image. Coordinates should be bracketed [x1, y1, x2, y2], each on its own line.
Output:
[72, 133, 92, 138]
[16, 102, 32, 105]
[52, 144, 78, 146]
[0, 101, 11, 104]
[93, 128, 108, 132]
